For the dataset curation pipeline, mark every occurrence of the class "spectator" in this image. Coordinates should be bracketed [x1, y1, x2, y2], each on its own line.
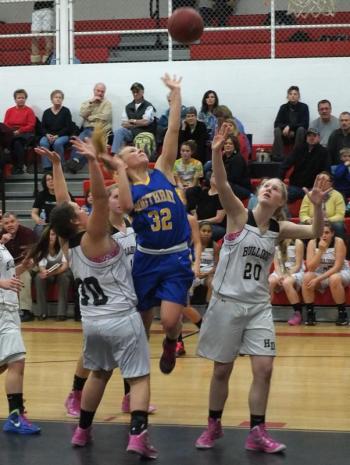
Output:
[212, 104, 252, 158]
[198, 90, 219, 141]
[174, 140, 203, 191]
[328, 111, 350, 165]
[173, 0, 197, 10]
[213, 104, 246, 133]
[271, 85, 309, 160]
[31, 173, 74, 237]
[333, 148, 350, 199]
[199, 1, 236, 27]
[302, 222, 350, 326]
[299, 171, 345, 238]
[205, 134, 251, 200]
[3, 89, 36, 174]
[310, 99, 339, 147]
[187, 172, 226, 241]
[156, 93, 187, 146]
[280, 127, 330, 202]
[39, 89, 73, 172]
[111, 82, 156, 155]
[269, 238, 305, 326]
[66, 82, 112, 173]
[82, 188, 93, 215]
[31, 1, 54, 65]
[179, 106, 209, 164]
[0, 213, 35, 322]
[225, 117, 250, 161]
[29, 226, 73, 321]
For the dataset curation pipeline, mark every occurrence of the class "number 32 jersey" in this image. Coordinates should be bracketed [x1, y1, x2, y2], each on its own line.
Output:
[131, 169, 190, 249]
[213, 211, 279, 304]
[68, 232, 138, 319]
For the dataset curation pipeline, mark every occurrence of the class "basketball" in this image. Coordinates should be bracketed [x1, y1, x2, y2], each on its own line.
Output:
[168, 7, 204, 45]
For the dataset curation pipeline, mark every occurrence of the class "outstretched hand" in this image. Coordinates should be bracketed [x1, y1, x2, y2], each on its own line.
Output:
[303, 174, 332, 206]
[70, 137, 97, 161]
[212, 122, 231, 152]
[161, 73, 182, 91]
[100, 153, 127, 172]
[34, 147, 61, 164]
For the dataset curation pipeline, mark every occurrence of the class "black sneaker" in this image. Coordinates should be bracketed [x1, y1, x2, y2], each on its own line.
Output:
[20, 310, 35, 322]
[159, 338, 177, 374]
[305, 310, 316, 326]
[336, 310, 348, 326]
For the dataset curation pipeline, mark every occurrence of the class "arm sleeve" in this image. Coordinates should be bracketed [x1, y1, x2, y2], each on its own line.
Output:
[141, 106, 155, 122]
[57, 108, 73, 137]
[19, 108, 36, 133]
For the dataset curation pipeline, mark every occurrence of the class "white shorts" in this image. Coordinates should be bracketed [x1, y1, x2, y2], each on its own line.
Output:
[270, 270, 304, 289]
[82, 311, 150, 377]
[31, 9, 54, 33]
[197, 294, 276, 363]
[0, 306, 26, 366]
[317, 269, 350, 290]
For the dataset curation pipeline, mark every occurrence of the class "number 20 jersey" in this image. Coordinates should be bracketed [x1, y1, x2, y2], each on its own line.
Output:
[212, 211, 279, 304]
[131, 169, 190, 249]
[68, 233, 138, 319]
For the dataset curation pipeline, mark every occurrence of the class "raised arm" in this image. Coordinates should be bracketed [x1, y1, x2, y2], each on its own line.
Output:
[70, 138, 109, 244]
[100, 154, 134, 214]
[211, 123, 247, 233]
[279, 174, 329, 240]
[155, 74, 182, 179]
[34, 147, 70, 203]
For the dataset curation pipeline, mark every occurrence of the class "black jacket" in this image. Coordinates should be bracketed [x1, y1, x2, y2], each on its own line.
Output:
[327, 128, 350, 165]
[125, 99, 156, 137]
[274, 101, 309, 132]
[279, 142, 330, 188]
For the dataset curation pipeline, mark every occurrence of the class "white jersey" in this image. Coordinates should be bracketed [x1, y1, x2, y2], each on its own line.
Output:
[200, 247, 214, 273]
[277, 243, 305, 272]
[111, 219, 136, 270]
[68, 232, 138, 320]
[315, 239, 350, 274]
[212, 211, 279, 303]
[0, 244, 19, 310]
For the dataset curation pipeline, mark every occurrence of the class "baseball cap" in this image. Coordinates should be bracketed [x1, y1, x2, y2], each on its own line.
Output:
[306, 127, 320, 135]
[130, 82, 144, 91]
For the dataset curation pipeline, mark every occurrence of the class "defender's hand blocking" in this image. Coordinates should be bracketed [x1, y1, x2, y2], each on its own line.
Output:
[100, 153, 127, 172]
[303, 174, 332, 206]
[161, 73, 182, 91]
[70, 137, 97, 161]
[212, 123, 231, 152]
[34, 147, 61, 164]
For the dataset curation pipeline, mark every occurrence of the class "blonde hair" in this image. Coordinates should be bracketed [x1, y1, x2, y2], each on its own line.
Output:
[225, 118, 238, 136]
[92, 123, 107, 156]
[259, 178, 288, 220]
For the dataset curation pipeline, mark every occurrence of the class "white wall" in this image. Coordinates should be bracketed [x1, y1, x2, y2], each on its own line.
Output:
[0, 57, 348, 144]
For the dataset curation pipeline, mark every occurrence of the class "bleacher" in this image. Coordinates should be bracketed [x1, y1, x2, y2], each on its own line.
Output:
[1, 12, 350, 65]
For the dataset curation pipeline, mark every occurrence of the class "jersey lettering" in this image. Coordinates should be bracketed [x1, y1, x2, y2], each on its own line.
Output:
[75, 276, 108, 306]
[148, 208, 173, 232]
[243, 262, 262, 281]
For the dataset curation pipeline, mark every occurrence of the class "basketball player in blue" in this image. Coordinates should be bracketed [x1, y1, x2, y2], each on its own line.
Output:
[195, 123, 330, 453]
[101, 74, 194, 375]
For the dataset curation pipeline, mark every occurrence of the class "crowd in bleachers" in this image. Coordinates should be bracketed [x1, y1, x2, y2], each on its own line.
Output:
[1, 79, 350, 328]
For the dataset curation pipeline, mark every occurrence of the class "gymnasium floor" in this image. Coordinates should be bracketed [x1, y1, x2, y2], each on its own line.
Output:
[1, 320, 350, 464]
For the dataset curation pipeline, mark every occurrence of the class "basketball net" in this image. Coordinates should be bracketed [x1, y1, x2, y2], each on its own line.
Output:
[287, 0, 336, 17]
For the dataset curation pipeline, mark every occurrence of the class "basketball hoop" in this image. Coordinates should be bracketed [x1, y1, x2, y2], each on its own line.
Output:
[288, 0, 336, 18]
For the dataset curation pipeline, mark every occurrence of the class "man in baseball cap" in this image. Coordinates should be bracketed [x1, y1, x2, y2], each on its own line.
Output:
[111, 82, 156, 155]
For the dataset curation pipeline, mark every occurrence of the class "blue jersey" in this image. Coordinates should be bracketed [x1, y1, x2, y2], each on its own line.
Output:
[131, 169, 190, 249]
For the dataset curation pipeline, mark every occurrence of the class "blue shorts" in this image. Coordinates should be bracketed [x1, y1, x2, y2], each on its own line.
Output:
[132, 249, 194, 312]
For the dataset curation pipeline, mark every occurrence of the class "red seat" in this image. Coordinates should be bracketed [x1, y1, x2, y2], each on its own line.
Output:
[82, 179, 115, 194]
[287, 199, 302, 218]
